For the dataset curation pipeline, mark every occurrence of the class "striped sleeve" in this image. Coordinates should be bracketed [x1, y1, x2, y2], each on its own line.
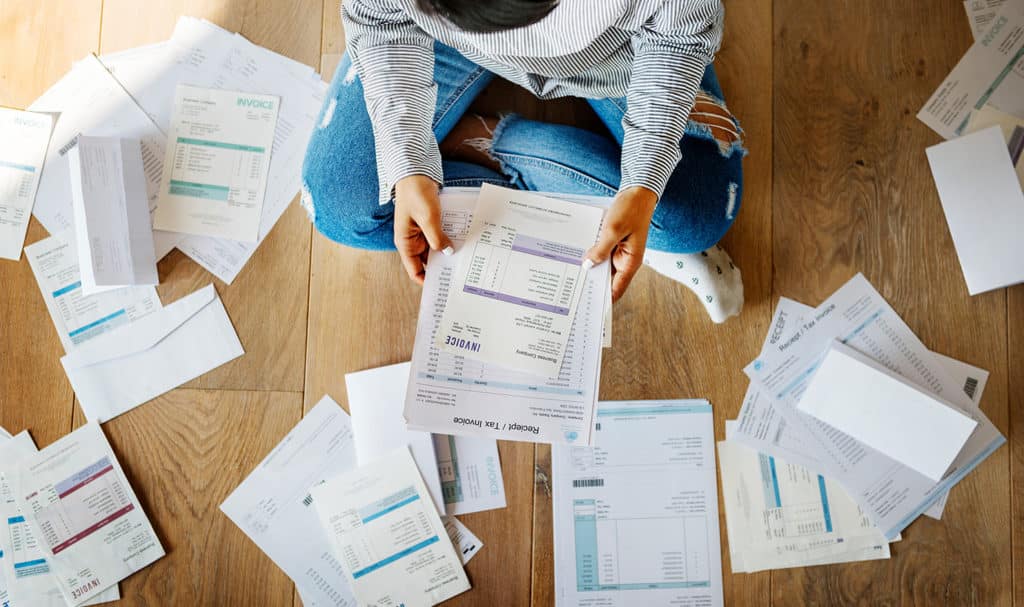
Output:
[342, 0, 441, 204]
[619, 0, 723, 199]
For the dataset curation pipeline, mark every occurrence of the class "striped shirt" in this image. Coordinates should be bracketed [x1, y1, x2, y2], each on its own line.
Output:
[342, 0, 724, 204]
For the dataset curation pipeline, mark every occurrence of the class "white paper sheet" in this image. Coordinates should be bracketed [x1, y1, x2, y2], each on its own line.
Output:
[926, 126, 1024, 294]
[404, 189, 610, 446]
[442, 516, 483, 565]
[918, 0, 1024, 138]
[69, 136, 158, 293]
[310, 448, 471, 607]
[553, 401, 723, 607]
[742, 274, 1005, 539]
[438, 184, 604, 377]
[0, 108, 52, 260]
[25, 231, 162, 352]
[964, 0, 1009, 39]
[61, 284, 244, 422]
[434, 434, 507, 516]
[9, 424, 161, 606]
[153, 85, 278, 242]
[344, 362, 445, 513]
[220, 396, 358, 607]
[718, 439, 890, 573]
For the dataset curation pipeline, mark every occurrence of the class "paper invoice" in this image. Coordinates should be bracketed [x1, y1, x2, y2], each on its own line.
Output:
[25, 231, 162, 352]
[552, 401, 724, 607]
[437, 184, 604, 377]
[434, 434, 506, 516]
[918, 0, 1024, 138]
[964, 0, 1009, 39]
[221, 396, 359, 607]
[345, 362, 445, 513]
[153, 85, 279, 242]
[68, 136, 159, 293]
[0, 107, 51, 260]
[9, 423, 163, 606]
[404, 189, 610, 446]
[310, 448, 471, 607]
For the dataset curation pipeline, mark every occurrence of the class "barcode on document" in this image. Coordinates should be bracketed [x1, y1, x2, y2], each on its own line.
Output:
[964, 377, 979, 400]
[302, 494, 313, 507]
[573, 479, 604, 488]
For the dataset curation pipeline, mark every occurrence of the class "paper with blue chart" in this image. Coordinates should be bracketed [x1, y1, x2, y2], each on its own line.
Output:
[0, 107, 51, 260]
[552, 400, 723, 607]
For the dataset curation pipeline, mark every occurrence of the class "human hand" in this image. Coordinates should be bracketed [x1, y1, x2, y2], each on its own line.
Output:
[394, 175, 454, 284]
[584, 186, 658, 302]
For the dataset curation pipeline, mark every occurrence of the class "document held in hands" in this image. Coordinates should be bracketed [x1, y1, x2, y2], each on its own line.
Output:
[798, 340, 977, 482]
[925, 126, 1024, 294]
[437, 184, 604, 377]
[310, 448, 471, 607]
[0, 107, 51, 260]
[9, 423, 164, 606]
[68, 136, 159, 293]
[154, 85, 279, 242]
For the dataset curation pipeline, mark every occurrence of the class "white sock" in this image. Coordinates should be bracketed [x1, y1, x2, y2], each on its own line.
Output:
[643, 245, 744, 323]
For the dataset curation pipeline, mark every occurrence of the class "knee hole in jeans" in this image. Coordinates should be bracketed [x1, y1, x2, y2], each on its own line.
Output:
[689, 92, 743, 154]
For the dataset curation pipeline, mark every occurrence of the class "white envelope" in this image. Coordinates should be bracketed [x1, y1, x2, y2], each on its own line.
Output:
[61, 284, 244, 423]
[797, 340, 978, 482]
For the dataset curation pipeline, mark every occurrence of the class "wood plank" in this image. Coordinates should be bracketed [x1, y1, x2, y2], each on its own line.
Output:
[1010, 284, 1023, 607]
[771, 1, 1011, 604]
[71, 389, 302, 606]
[97, 0, 323, 393]
[0, 0, 102, 445]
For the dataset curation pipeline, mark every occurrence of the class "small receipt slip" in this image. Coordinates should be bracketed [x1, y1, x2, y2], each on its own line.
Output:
[311, 448, 471, 607]
[0, 107, 52, 260]
[926, 126, 1024, 294]
[437, 184, 603, 377]
[69, 136, 158, 293]
[9, 423, 164, 606]
[153, 85, 278, 242]
[798, 340, 978, 482]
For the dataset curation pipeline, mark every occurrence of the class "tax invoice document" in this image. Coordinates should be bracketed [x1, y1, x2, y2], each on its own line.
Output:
[743, 274, 1005, 539]
[0, 432, 120, 607]
[717, 438, 890, 573]
[310, 448, 471, 607]
[918, 0, 1024, 138]
[437, 184, 604, 377]
[552, 400, 723, 607]
[153, 85, 279, 242]
[964, 0, 1009, 40]
[221, 396, 359, 607]
[433, 434, 506, 516]
[69, 136, 159, 294]
[404, 189, 610, 446]
[9, 423, 163, 606]
[0, 107, 51, 260]
[25, 231, 162, 352]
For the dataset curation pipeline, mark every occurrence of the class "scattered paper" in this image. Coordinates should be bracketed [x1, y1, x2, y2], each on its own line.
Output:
[310, 448, 471, 607]
[69, 136, 158, 293]
[926, 126, 1024, 294]
[345, 362, 445, 513]
[0, 108, 52, 260]
[153, 85, 279, 242]
[404, 189, 610, 446]
[61, 284, 244, 422]
[443, 516, 483, 565]
[25, 231, 162, 352]
[9, 424, 161, 606]
[434, 434, 506, 516]
[553, 401, 724, 607]
[964, 0, 1009, 39]
[220, 396, 358, 607]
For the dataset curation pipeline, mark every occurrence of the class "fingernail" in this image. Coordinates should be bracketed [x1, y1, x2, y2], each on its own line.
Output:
[582, 258, 594, 270]
[442, 246, 454, 256]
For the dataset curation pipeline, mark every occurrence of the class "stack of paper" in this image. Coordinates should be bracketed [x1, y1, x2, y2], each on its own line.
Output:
[403, 187, 612, 446]
[0, 424, 164, 606]
[719, 275, 1004, 572]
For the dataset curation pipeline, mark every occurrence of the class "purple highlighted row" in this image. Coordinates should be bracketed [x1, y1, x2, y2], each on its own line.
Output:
[463, 285, 570, 316]
[511, 234, 585, 265]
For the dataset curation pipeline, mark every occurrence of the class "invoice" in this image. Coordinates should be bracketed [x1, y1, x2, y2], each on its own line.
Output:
[553, 400, 723, 607]
[0, 107, 51, 260]
[434, 434, 506, 516]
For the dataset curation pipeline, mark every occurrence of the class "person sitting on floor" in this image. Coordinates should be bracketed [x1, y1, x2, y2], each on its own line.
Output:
[302, 0, 746, 322]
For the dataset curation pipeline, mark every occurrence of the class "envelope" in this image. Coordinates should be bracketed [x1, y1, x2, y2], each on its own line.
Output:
[62, 284, 244, 422]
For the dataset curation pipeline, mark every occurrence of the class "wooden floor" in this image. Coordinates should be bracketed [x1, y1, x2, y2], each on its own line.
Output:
[0, 0, 1021, 605]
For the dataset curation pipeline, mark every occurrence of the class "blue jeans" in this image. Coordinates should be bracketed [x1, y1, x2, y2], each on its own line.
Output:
[301, 42, 745, 253]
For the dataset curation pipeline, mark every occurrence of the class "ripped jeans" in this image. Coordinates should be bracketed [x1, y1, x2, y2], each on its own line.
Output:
[301, 41, 745, 253]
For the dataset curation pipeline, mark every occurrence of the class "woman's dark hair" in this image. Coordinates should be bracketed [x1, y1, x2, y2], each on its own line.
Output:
[417, 0, 559, 33]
